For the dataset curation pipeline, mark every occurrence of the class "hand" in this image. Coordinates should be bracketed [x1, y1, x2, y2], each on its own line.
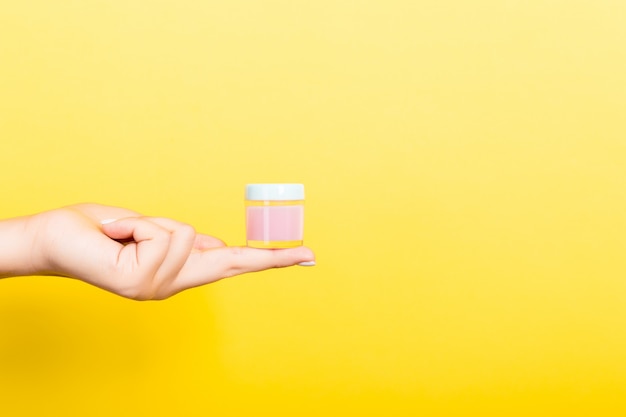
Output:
[24, 203, 315, 300]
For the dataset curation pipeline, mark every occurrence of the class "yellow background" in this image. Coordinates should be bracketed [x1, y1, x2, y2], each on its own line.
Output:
[1, 1, 626, 415]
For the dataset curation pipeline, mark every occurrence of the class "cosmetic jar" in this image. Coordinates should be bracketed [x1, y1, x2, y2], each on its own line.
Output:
[245, 183, 305, 248]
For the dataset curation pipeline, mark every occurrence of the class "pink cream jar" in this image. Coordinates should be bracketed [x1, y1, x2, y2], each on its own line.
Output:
[245, 183, 305, 248]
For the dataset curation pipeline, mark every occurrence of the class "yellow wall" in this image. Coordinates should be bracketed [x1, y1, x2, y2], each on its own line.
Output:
[2, 1, 626, 415]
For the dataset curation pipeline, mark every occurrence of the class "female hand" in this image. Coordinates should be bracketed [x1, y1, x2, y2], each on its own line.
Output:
[2, 203, 315, 300]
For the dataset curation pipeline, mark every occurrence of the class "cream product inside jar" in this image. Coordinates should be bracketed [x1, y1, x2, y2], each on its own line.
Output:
[245, 183, 304, 249]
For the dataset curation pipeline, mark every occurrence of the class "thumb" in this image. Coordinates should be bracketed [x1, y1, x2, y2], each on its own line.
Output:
[100, 218, 127, 239]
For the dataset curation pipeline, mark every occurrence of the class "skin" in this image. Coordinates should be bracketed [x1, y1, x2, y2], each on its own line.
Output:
[0, 203, 316, 300]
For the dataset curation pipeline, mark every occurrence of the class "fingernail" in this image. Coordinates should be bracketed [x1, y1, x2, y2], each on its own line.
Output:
[100, 218, 117, 225]
[298, 261, 316, 267]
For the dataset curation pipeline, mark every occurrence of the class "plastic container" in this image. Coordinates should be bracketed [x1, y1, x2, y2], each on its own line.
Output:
[245, 183, 305, 248]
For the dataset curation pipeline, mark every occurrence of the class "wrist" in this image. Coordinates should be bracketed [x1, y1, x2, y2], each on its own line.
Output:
[0, 213, 46, 278]
[24, 211, 54, 276]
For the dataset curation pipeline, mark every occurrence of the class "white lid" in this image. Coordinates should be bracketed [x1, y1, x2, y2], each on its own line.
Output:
[245, 183, 305, 201]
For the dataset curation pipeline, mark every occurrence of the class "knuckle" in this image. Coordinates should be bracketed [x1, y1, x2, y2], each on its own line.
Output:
[154, 229, 172, 244]
[220, 269, 238, 279]
[117, 285, 151, 301]
[223, 246, 245, 271]
[178, 223, 196, 241]
[229, 246, 245, 256]
[114, 272, 155, 301]
[150, 291, 172, 301]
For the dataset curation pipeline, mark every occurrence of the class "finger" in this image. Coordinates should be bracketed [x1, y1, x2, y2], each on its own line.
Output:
[211, 246, 316, 277]
[140, 217, 197, 295]
[193, 234, 226, 251]
[141, 218, 224, 250]
[101, 217, 171, 286]
[170, 246, 316, 293]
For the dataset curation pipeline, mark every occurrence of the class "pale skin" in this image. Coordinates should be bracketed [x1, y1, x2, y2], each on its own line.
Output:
[0, 203, 316, 300]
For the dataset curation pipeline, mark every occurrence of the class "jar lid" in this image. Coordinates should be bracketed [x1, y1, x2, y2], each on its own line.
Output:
[245, 183, 305, 201]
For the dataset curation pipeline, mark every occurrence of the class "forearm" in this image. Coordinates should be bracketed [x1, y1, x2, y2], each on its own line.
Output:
[0, 214, 43, 278]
